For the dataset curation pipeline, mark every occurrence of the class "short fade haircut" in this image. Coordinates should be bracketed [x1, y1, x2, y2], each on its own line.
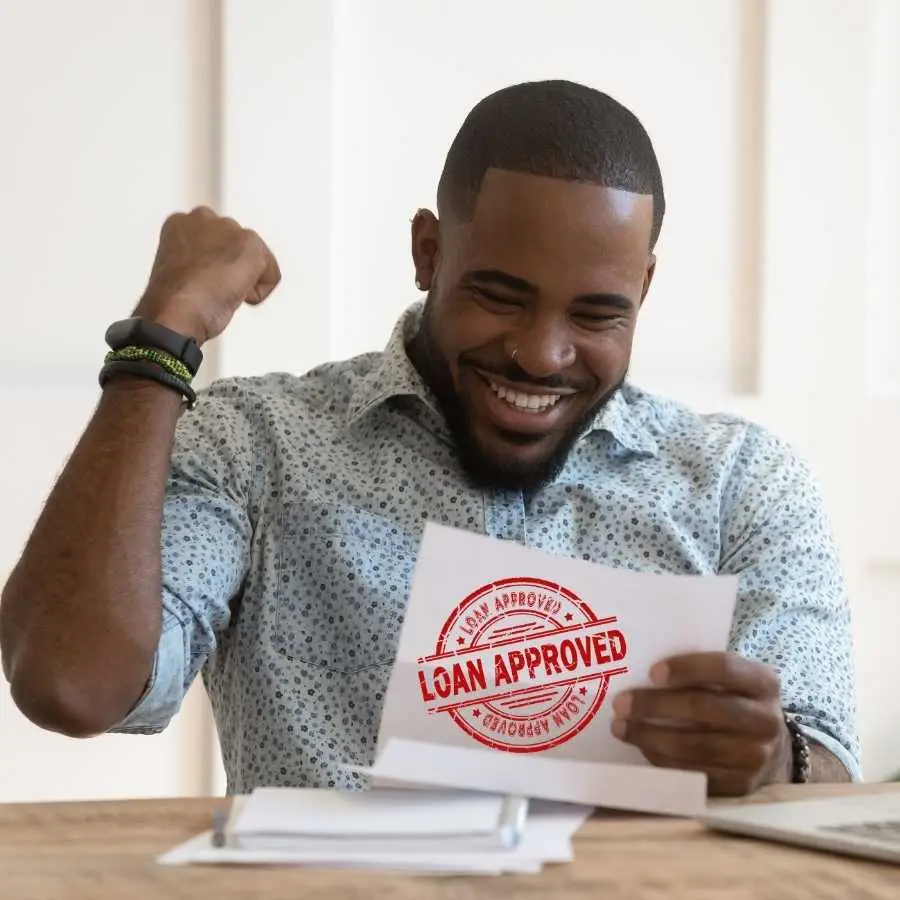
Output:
[437, 79, 665, 249]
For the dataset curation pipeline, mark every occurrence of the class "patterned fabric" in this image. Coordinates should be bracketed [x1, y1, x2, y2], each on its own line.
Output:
[111, 301, 861, 791]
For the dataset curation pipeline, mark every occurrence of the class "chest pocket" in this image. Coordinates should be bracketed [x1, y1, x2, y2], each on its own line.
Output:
[274, 500, 414, 674]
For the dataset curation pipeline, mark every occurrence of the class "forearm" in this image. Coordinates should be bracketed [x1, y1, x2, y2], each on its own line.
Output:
[0, 378, 183, 736]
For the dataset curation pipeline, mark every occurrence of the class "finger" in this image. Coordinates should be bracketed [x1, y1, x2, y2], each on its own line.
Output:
[615, 688, 782, 738]
[612, 719, 776, 774]
[244, 230, 281, 304]
[627, 752, 761, 798]
[652, 652, 780, 700]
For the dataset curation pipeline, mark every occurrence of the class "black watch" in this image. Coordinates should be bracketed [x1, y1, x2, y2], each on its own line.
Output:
[105, 317, 203, 376]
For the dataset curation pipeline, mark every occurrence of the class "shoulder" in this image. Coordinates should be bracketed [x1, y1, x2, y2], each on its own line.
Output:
[623, 383, 816, 492]
[169, 353, 379, 466]
[188, 352, 381, 427]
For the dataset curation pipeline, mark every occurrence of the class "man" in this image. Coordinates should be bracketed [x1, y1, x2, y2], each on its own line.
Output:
[0, 80, 859, 796]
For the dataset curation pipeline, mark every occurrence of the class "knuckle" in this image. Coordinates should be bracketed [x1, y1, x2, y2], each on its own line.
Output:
[160, 211, 186, 232]
[242, 228, 263, 252]
[744, 742, 769, 771]
[720, 653, 742, 683]
[685, 690, 711, 722]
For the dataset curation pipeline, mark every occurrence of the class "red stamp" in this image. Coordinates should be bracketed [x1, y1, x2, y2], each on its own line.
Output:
[416, 577, 629, 753]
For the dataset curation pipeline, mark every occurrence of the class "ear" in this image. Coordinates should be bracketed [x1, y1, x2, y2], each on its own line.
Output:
[639, 254, 656, 307]
[411, 208, 440, 292]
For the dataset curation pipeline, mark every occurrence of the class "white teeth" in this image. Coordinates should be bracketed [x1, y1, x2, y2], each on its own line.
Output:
[489, 382, 561, 413]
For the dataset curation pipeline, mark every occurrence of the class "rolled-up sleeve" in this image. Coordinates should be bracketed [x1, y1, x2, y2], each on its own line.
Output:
[719, 425, 861, 781]
[109, 380, 256, 735]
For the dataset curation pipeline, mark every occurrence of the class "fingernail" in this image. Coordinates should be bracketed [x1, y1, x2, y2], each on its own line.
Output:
[650, 663, 669, 686]
[612, 692, 632, 716]
[611, 718, 627, 739]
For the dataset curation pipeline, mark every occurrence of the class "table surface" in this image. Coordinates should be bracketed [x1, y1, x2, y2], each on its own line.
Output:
[2, 783, 900, 899]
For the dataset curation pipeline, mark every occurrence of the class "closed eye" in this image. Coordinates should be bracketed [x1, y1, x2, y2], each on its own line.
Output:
[471, 286, 524, 309]
[573, 312, 627, 329]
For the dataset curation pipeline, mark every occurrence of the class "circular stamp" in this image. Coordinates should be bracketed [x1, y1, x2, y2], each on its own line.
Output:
[416, 576, 629, 753]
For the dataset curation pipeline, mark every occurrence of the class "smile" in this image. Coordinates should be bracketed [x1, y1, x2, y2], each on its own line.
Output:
[469, 369, 578, 436]
[488, 381, 562, 413]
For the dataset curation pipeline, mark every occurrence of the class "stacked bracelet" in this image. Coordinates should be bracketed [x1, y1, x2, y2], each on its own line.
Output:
[99, 346, 197, 408]
[104, 345, 194, 384]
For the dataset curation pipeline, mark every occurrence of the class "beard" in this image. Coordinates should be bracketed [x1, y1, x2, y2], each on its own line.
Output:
[408, 298, 625, 494]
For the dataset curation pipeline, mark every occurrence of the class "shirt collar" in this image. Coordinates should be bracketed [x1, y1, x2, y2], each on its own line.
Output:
[582, 386, 659, 456]
[346, 302, 437, 426]
[346, 301, 659, 457]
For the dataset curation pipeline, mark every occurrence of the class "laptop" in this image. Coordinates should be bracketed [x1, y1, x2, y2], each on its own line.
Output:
[699, 790, 900, 866]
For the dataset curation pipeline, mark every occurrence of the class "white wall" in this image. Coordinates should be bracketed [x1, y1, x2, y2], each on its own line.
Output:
[0, 0, 220, 801]
[2, 0, 899, 801]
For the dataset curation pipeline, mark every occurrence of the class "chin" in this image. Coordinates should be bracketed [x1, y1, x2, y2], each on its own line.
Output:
[457, 429, 572, 493]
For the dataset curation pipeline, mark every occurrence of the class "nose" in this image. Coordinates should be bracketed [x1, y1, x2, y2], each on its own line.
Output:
[509, 319, 576, 379]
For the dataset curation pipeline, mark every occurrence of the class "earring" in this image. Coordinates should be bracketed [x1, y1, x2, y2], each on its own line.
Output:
[415, 277, 424, 291]
[511, 346, 518, 362]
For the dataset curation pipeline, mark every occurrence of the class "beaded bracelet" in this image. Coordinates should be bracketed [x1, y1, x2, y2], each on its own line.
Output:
[784, 715, 811, 783]
[99, 358, 197, 408]
[104, 345, 194, 384]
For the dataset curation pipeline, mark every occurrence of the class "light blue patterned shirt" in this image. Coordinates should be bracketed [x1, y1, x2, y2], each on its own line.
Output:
[112, 302, 860, 790]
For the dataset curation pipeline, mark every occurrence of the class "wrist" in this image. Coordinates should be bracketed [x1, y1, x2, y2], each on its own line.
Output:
[100, 375, 186, 407]
[133, 295, 208, 347]
[142, 311, 207, 347]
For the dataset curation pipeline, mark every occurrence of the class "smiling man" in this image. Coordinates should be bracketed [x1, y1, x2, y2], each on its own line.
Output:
[0, 80, 859, 796]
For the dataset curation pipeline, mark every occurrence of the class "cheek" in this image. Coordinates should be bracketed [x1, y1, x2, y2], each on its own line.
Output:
[582, 329, 635, 380]
[433, 296, 513, 362]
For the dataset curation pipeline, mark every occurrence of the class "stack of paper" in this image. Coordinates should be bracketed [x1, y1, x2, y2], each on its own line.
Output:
[158, 786, 592, 875]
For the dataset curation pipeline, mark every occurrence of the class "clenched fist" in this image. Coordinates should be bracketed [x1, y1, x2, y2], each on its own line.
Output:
[134, 207, 281, 345]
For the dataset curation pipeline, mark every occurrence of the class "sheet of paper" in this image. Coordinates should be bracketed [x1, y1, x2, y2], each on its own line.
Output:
[359, 738, 707, 817]
[233, 786, 511, 838]
[157, 833, 523, 874]
[157, 798, 589, 875]
[375, 523, 738, 813]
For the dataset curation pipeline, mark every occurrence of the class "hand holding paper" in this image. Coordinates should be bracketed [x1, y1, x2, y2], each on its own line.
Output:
[369, 523, 740, 815]
[610, 650, 792, 796]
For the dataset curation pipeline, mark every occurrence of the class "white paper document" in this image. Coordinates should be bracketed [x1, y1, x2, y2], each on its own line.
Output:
[370, 523, 738, 816]
[158, 790, 591, 875]
[230, 787, 528, 853]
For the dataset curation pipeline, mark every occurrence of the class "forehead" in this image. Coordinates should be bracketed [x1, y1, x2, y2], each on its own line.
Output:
[454, 169, 654, 282]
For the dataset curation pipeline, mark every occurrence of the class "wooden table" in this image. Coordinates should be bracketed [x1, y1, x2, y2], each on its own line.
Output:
[2, 783, 900, 899]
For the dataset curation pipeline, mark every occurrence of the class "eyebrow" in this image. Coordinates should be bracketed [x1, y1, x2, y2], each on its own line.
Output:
[463, 268, 634, 311]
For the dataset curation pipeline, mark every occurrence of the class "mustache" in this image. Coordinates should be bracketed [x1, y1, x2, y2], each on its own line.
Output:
[459, 354, 595, 392]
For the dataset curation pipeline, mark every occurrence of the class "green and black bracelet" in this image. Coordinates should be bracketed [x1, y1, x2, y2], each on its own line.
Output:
[104, 345, 194, 384]
[99, 357, 197, 408]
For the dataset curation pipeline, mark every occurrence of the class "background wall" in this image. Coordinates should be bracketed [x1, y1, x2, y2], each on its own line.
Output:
[1, 0, 898, 801]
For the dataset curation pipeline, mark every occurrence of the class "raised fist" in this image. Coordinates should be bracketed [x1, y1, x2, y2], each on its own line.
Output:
[134, 206, 281, 345]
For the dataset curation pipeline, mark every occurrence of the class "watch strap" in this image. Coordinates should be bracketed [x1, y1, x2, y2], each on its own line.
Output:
[105, 317, 203, 376]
